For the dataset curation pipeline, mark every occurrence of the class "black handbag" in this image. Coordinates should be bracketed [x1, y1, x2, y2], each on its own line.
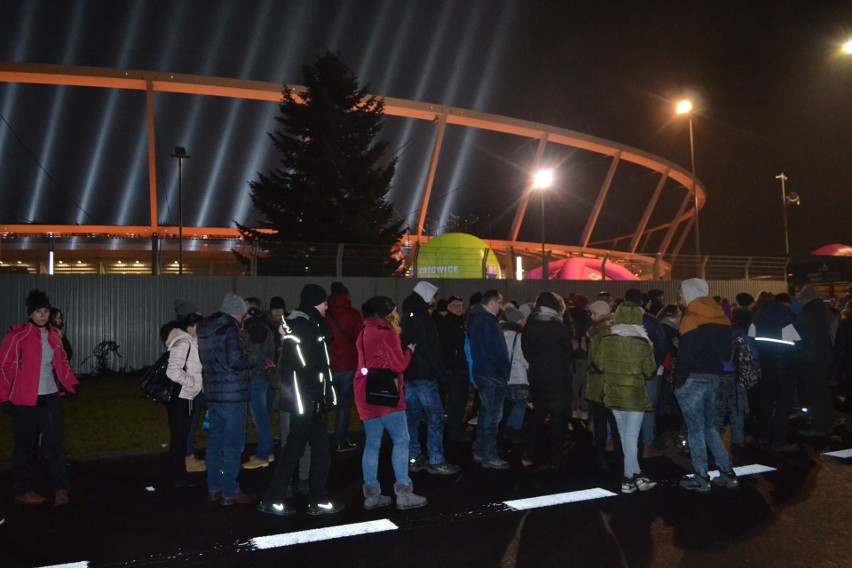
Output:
[357, 332, 401, 408]
[365, 368, 400, 407]
[140, 344, 189, 403]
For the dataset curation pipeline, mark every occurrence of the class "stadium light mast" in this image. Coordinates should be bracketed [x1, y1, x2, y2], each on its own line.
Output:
[676, 99, 700, 261]
[172, 147, 189, 275]
[532, 169, 553, 280]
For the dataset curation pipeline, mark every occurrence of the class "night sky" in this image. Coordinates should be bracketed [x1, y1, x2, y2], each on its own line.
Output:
[1, 0, 850, 257]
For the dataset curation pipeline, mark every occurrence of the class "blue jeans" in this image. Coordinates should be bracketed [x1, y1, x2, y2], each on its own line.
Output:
[505, 400, 527, 431]
[332, 369, 355, 446]
[675, 374, 732, 476]
[474, 376, 507, 462]
[362, 410, 410, 485]
[405, 380, 446, 464]
[641, 374, 660, 445]
[206, 401, 248, 498]
[249, 380, 274, 460]
[612, 409, 644, 479]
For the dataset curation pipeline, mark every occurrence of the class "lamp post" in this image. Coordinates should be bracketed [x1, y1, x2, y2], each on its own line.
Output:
[775, 172, 800, 257]
[676, 99, 700, 260]
[532, 169, 553, 280]
[171, 147, 189, 275]
[843, 39, 852, 54]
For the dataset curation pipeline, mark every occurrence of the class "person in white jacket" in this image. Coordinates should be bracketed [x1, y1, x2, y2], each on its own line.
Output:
[164, 312, 204, 488]
[502, 306, 530, 443]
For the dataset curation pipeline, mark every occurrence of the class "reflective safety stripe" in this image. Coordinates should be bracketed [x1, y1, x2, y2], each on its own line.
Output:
[754, 337, 795, 346]
[292, 372, 304, 414]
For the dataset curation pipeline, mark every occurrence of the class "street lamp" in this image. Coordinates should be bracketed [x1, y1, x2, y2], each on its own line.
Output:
[676, 99, 701, 259]
[775, 172, 800, 257]
[842, 39, 852, 54]
[171, 147, 190, 275]
[532, 169, 553, 280]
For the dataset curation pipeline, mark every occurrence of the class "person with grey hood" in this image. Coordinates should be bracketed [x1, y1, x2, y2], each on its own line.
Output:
[197, 293, 257, 505]
[401, 281, 460, 475]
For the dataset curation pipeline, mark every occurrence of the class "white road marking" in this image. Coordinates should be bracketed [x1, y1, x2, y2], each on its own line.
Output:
[689, 463, 777, 479]
[37, 563, 89, 568]
[503, 488, 617, 511]
[822, 448, 852, 459]
[249, 519, 399, 550]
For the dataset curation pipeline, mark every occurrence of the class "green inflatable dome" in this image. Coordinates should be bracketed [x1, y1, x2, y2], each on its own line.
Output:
[414, 233, 502, 279]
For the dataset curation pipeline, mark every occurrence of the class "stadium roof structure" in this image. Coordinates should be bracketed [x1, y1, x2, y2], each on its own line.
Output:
[0, 62, 705, 279]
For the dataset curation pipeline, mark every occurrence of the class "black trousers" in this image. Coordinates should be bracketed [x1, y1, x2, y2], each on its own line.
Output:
[445, 372, 471, 440]
[590, 401, 621, 467]
[524, 394, 571, 463]
[11, 393, 68, 497]
[165, 396, 193, 481]
[262, 409, 330, 504]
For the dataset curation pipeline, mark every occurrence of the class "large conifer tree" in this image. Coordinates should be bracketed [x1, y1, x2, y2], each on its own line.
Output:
[238, 51, 404, 275]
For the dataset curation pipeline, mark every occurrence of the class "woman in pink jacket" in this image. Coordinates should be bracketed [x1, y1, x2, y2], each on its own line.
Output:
[0, 290, 79, 506]
[355, 296, 427, 511]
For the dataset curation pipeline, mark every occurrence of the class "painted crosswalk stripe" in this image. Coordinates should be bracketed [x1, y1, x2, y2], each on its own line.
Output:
[822, 448, 852, 459]
[249, 519, 399, 550]
[503, 488, 617, 511]
[37, 563, 89, 568]
[689, 463, 777, 479]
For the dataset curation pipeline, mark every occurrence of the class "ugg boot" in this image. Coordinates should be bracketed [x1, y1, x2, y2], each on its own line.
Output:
[185, 455, 206, 473]
[362, 483, 392, 510]
[393, 482, 427, 510]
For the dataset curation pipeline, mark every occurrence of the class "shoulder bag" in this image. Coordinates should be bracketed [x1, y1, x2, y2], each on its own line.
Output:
[357, 332, 400, 407]
[140, 343, 190, 403]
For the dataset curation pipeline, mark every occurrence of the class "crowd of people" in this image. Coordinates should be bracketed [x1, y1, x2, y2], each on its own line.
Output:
[1, 280, 850, 520]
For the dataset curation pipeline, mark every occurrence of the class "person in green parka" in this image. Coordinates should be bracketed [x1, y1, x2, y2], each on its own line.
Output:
[590, 301, 658, 494]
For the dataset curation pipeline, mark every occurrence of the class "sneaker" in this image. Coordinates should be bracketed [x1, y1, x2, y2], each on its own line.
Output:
[472, 454, 484, 463]
[426, 462, 460, 475]
[481, 458, 511, 470]
[13, 491, 46, 505]
[242, 457, 271, 470]
[679, 474, 711, 494]
[712, 469, 739, 490]
[221, 491, 256, 506]
[207, 491, 223, 502]
[467, 416, 478, 426]
[633, 474, 657, 492]
[408, 455, 428, 472]
[335, 441, 358, 453]
[257, 500, 297, 516]
[307, 501, 344, 515]
[621, 477, 637, 494]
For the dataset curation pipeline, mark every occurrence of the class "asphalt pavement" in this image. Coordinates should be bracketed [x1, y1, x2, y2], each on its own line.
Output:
[2, 411, 851, 568]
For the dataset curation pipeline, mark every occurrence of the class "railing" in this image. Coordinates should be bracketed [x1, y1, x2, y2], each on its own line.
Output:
[0, 235, 790, 281]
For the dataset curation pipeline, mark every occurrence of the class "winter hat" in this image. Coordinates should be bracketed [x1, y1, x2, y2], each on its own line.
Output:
[799, 286, 819, 303]
[26, 289, 51, 315]
[613, 301, 644, 325]
[504, 307, 526, 324]
[330, 282, 350, 296]
[269, 296, 287, 311]
[734, 292, 755, 308]
[588, 300, 611, 317]
[414, 281, 438, 304]
[447, 295, 464, 305]
[299, 284, 328, 309]
[518, 303, 533, 320]
[174, 299, 200, 320]
[365, 296, 396, 318]
[535, 291, 563, 313]
[220, 292, 247, 316]
[681, 278, 710, 306]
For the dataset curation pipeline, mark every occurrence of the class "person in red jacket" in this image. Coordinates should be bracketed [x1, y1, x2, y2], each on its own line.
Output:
[0, 290, 79, 506]
[354, 296, 427, 510]
[325, 282, 364, 452]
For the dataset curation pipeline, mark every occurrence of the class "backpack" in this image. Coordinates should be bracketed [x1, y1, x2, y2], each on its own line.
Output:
[732, 333, 761, 389]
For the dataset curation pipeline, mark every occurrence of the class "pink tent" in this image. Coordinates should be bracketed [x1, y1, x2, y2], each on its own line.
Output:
[525, 257, 639, 281]
[810, 244, 852, 257]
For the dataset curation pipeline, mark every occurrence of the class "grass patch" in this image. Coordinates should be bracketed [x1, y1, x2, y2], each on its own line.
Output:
[0, 374, 363, 466]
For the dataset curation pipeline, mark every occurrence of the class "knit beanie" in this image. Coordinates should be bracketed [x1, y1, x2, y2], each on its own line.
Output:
[269, 296, 287, 310]
[299, 284, 328, 309]
[734, 292, 755, 308]
[26, 289, 51, 315]
[413, 281, 438, 304]
[535, 291, 562, 313]
[365, 296, 396, 318]
[587, 300, 611, 317]
[504, 307, 526, 324]
[681, 278, 709, 306]
[799, 286, 819, 303]
[220, 292, 247, 316]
